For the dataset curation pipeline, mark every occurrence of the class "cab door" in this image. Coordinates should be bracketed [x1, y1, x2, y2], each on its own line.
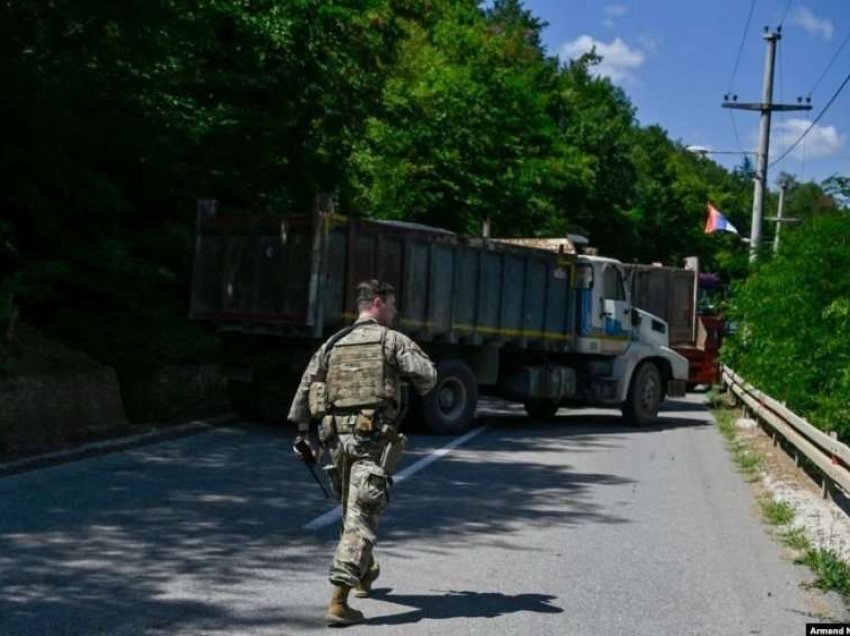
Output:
[598, 263, 631, 354]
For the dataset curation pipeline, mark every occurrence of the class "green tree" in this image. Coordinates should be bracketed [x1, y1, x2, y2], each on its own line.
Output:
[822, 175, 850, 208]
[345, 0, 592, 236]
[0, 0, 403, 376]
[724, 213, 850, 437]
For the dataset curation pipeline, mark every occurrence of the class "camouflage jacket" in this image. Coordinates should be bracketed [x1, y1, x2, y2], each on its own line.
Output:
[288, 317, 437, 428]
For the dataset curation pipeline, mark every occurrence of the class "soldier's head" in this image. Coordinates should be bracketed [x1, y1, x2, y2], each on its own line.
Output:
[356, 279, 397, 326]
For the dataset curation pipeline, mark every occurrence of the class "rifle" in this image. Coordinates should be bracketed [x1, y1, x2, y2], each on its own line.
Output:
[293, 437, 331, 499]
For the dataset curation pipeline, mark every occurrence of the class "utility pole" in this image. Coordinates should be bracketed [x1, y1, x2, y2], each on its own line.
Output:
[766, 175, 799, 253]
[723, 27, 811, 262]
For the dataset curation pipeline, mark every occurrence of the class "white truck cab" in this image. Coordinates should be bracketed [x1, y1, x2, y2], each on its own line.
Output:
[574, 255, 689, 423]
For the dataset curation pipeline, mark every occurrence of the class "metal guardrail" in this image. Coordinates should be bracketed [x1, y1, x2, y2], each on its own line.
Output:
[720, 365, 849, 498]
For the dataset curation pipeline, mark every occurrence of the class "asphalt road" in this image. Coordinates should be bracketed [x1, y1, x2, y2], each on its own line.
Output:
[1, 394, 846, 636]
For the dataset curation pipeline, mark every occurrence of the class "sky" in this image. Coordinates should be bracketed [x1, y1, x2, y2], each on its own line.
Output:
[521, 0, 850, 189]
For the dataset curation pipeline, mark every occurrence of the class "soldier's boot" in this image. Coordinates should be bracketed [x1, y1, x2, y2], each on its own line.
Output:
[325, 585, 364, 627]
[353, 561, 381, 598]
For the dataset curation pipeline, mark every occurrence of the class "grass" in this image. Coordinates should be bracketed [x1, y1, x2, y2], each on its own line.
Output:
[798, 548, 850, 598]
[734, 447, 763, 478]
[760, 496, 796, 526]
[714, 406, 737, 442]
[782, 526, 811, 551]
[709, 389, 763, 479]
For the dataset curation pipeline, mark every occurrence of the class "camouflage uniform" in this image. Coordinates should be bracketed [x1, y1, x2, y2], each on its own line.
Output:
[288, 317, 436, 588]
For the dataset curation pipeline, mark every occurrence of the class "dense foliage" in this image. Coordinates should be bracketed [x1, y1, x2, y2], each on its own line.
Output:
[1, 0, 402, 373]
[723, 213, 850, 438]
[0, 0, 844, 416]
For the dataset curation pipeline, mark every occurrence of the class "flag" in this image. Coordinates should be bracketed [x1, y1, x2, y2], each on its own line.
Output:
[704, 202, 739, 234]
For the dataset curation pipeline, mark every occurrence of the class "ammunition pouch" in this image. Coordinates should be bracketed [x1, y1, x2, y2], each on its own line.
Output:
[329, 403, 397, 437]
[308, 382, 328, 419]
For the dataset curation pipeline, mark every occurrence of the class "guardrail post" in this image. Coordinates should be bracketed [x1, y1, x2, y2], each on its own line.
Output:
[822, 477, 833, 501]
[823, 432, 839, 501]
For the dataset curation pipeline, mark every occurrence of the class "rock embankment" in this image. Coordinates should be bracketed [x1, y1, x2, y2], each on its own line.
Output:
[0, 324, 227, 460]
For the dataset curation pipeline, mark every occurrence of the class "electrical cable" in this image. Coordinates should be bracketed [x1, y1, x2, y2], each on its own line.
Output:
[808, 29, 850, 97]
[779, 0, 794, 28]
[727, 0, 757, 94]
[729, 110, 744, 153]
[769, 66, 850, 168]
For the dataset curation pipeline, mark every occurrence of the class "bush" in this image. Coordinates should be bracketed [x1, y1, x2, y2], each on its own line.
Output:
[723, 213, 850, 439]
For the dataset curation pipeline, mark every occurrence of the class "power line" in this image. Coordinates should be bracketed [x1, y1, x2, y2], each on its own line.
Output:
[808, 29, 850, 97]
[729, 110, 744, 153]
[770, 66, 850, 168]
[779, 0, 794, 27]
[727, 0, 757, 94]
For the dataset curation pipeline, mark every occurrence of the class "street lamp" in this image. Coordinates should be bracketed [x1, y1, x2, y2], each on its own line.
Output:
[685, 145, 757, 158]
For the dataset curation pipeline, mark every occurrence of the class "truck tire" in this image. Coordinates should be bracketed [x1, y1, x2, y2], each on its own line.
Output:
[422, 359, 478, 435]
[524, 400, 559, 420]
[622, 362, 662, 426]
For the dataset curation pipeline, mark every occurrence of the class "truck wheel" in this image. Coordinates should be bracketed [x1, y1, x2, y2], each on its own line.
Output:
[422, 359, 478, 435]
[524, 400, 559, 420]
[622, 362, 662, 426]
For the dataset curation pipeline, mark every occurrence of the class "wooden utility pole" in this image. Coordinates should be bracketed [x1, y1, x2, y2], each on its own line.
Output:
[723, 27, 811, 262]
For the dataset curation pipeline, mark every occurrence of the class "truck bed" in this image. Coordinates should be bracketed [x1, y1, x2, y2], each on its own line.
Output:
[190, 209, 581, 351]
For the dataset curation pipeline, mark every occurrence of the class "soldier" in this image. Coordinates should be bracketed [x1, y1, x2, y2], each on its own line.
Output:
[289, 279, 437, 627]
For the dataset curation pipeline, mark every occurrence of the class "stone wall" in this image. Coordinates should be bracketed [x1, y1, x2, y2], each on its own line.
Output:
[0, 323, 231, 460]
[0, 368, 129, 457]
[120, 364, 229, 423]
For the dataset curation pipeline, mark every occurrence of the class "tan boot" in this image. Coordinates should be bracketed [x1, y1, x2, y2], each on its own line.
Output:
[353, 562, 381, 598]
[325, 584, 364, 627]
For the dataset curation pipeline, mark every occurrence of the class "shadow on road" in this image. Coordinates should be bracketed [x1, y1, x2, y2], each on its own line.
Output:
[0, 396, 712, 635]
[0, 426, 328, 636]
[366, 587, 563, 625]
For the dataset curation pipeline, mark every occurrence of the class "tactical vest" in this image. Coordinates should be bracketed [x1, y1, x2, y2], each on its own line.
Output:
[325, 323, 400, 411]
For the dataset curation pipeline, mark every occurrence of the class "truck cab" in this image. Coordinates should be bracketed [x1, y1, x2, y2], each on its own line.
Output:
[565, 255, 688, 422]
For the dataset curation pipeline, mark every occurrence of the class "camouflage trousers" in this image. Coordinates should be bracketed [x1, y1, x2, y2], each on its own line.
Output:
[323, 429, 389, 589]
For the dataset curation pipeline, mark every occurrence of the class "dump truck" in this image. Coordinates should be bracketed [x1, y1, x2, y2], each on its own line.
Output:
[190, 201, 688, 434]
[624, 259, 725, 389]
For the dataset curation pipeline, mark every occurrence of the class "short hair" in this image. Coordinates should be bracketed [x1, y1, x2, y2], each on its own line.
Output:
[356, 279, 395, 310]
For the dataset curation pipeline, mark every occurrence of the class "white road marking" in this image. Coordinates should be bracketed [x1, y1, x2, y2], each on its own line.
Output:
[302, 423, 490, 530]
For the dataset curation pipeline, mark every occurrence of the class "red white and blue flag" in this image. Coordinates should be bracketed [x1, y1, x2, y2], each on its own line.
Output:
[704, 202, 739, 234]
